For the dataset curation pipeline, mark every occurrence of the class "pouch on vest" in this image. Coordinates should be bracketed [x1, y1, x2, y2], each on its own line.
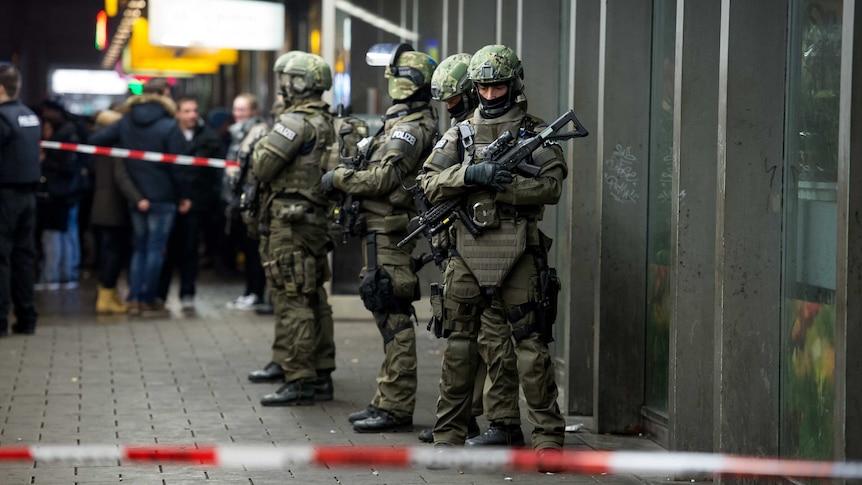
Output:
[428, 282, 447, 338]
[272, 198, 311, 222]
[456, 220, 527, 287]
[359, 266, 394, 313]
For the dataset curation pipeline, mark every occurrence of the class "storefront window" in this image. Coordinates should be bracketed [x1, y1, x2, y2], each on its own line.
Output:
[644, 0, 676, 414]
[780, 0, 842, 461]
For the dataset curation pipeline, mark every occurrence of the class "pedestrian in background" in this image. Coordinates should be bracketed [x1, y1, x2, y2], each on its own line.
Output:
[0, 64, 40, 336]
[89, 78, 191, 317]
[35, 99, 87, 291]
[90, 105, 138, 315]
[157, 95, 225, 311]
[223, 93, 269, 310]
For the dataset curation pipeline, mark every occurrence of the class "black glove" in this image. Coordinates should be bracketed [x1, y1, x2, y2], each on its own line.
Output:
[320, 170, 337, 194]
[464, 163, 513, 192]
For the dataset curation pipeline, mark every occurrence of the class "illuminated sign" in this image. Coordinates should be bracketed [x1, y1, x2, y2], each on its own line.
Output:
[124, 18, 237, 76]
[95, 10, 108, 50]
[148, 0, 285, 51]
[51, 69, 130, 95]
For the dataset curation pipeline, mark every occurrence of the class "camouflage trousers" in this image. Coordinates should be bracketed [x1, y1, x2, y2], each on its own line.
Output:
[260, 222, 335, 383]
[363, 232, 418, 419]
[433, 254, 565, 449]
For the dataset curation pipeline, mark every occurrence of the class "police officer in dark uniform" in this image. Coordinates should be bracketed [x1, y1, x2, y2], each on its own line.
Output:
[0, 64, 40, 336]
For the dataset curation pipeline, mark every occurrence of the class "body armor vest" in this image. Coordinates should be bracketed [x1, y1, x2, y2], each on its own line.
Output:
[0, 101, 41, 186]
[268, 103, 334, 209]
[454, 109, 542, 287]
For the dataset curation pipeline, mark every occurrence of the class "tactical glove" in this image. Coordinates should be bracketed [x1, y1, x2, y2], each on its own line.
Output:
[464, 163, 513, 192]
[320, 170, 337, 194]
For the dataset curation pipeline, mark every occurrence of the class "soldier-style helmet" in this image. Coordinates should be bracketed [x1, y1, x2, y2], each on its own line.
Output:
[273, 51, 301, 73]
[385, 47, 436, 101]
[283, 53, 333, 98]
[431, 53, 477, 120]
[468, 44, 524, 118]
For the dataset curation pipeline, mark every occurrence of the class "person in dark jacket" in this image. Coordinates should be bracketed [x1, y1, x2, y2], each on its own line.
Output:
[36, 100, 87, 291]
[0, 65, 40, 336]
[157, 96, 226, 311]
[90, 107, 140, 314]
[88, 78, 191, 317]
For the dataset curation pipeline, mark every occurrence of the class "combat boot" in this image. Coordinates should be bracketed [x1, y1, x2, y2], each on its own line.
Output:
[418, 416, 480, 443]
[352, 409, 413, 433]
[348, 405, 379, 423]
[96, 285, 127, 314]
[312, 371, 334, 401]
[465, 423, 525, 446]
[260, 379, 315, 406]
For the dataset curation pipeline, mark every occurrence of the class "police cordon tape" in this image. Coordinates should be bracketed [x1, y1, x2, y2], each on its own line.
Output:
[39, 140, 239, 170]
[0, 444, 861, 478]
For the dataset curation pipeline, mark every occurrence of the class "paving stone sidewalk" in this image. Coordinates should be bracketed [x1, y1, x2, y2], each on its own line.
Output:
[0, 274, 679, 484]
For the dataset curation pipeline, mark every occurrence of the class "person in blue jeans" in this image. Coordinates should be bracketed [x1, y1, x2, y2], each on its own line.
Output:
[89, 78, 191, 317]
[129, 200, 178, 313]
[36, 102, 87, 291]
[38, 204, 79, 290]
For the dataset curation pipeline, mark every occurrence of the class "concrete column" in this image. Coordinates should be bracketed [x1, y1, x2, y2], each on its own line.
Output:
[667, 0, 720, 454]
[563, 0, 601, 416]
[835, 0, 862, 464]
[713, 0, 786, 475]
[594, 0, 652, 433]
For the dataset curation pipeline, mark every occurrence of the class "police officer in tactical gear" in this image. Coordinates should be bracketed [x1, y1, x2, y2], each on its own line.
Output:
[321, 44, 438, 433]
[0, 64, 40, 336]
[246, 51, 304, 384]
[417, 53, 485, 444]
[250, 52, 338, 406]
[421, 45, 567, 463]
[430, 53, 479, 124]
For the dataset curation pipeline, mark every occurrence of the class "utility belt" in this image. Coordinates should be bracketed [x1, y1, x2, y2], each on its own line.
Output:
[463, 197, 539, 230]
[429, 236, 560, 344]
[268, 192, 328, 226]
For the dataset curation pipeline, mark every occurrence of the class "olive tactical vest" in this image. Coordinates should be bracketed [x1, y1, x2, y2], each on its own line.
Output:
[454, 110, 542, 287]
[268, 103, 335, 209]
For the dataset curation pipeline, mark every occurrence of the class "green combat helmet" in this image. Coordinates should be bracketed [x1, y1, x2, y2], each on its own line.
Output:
[273, 51, 302, 108]
[468, 44, 524, 118]
[386, 50, 436, 101]
[431, 53, 477, 121]
[273, 50, 301, 74]
[282, 52, 333, 100]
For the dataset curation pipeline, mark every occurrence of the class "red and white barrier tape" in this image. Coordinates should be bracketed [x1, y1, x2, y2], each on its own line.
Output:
[0, 445, 860, 478]
[40, 140, 239, 170]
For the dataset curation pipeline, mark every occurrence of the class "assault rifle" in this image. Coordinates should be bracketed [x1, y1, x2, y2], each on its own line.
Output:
[482, 108, 589, 177]
[398, 169, 460, 271]
[397, 109, 589, 249]
[332, 128, 374, 242]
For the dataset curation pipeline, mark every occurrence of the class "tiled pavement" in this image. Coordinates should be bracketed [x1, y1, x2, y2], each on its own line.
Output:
[0, 272, 678, 484]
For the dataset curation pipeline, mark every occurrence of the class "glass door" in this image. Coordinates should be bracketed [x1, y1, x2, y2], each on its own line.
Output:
[644, 0, 676, 414]
[780, 0, 842, 461]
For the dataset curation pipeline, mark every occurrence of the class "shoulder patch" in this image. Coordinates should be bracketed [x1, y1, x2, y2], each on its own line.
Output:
[17, 114, 39, 128]
[273, 123, 297, 141]
[433, 138, 448, 151]
[391, 129, 416, 146]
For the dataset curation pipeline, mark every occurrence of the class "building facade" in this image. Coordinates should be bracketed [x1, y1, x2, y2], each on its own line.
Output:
[319, 0, 862, 470]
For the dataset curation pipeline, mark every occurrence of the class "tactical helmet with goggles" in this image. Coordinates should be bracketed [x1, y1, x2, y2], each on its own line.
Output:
[431, 53, 477, 121]
[282, 53, 333, 99]
[468, 44, 524, 118]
